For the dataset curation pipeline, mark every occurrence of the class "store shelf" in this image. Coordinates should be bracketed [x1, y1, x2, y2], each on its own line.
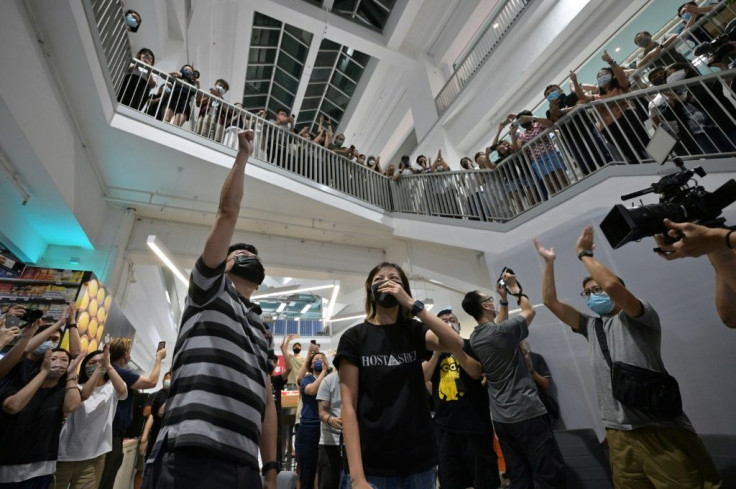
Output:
[0, 278, 82, 286]
[0, 296, 69, 304]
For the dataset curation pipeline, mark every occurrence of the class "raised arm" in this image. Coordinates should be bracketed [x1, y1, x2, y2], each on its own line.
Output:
[504, 273, 536, 326]
[577, 226, 643, 317]
[279, 335, 294, 380]
[303, 368, 328, 396]
[202, 130, 254, 268]
[66, 303, 81, 358]
[602, 51, 629, 91]
[570, 71, 592, 103]
[25, 316, 65, 354]
[0, 319, 37, 379]
[131, 346, 166, 390]
[2, 353, 51, 414]
[494, 282, 509, 324]
[534, 239, 585, 330]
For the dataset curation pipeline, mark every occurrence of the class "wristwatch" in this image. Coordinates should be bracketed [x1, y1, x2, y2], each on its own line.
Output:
[261, 461, 280, 475]
[577, 249, 594, 261]
[411, 300, 425, 316]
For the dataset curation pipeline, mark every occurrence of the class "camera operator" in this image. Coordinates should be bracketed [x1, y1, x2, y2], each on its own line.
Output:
[533, 228, 722, 488]
[655, 219, 736, 328]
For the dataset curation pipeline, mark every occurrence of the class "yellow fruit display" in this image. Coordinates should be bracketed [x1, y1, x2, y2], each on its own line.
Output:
[89, 319, 98, 340]
[96, 288, 105, 304]
[103, 296, 112, 311]
[96, 324, 104, 342]
[87, 280, 98, 298]
[78, 311, 90, 334]
[88, 339, 98, 353]
[80, 336, 89, 352]
[88, 299, 98, 318]
[79, 293, 89, 311]
[96, 306, 106, 324]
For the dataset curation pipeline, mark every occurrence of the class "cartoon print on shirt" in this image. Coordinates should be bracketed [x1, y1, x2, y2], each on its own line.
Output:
[438, 355, 464, 401]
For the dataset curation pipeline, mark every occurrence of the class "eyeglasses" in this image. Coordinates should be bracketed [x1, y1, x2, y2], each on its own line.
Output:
[581, 286, 604, 297]
[481, 296, 494, 304]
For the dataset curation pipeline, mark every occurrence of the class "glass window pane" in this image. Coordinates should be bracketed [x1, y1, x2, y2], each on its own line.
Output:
[251, 28, 280, 46]
[309, 68, 332, 83]
[271, 83, 295, 107]
[321, 101, 343, 122]
[330, 72, 356, 96]
[277, 55, 304, 79]
[242, 94, 267, 110]
[253, 13, 281, 28]
[315, 50, 339, 68]
[284, 25, 313, 46]
[296, 110, 316, 126]
[300, 97, 321, 110]
[281, 33, 309, 60]
[249, 48, 276, 64]
[244, 80, 270, 95]
[274, 68, 299, 93]
[325, 85, 350, 109]
[246, 65, 273, 81]
[305, 83, 327, 97]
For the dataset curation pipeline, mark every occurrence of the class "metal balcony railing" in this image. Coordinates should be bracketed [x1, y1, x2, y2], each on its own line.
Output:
[435, 0, 532, 115]
[84, 0, 736, 225]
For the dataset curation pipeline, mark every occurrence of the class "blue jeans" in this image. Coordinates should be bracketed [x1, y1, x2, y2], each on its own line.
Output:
[0, 475, 51, 489]
[340, 467, 436, 489]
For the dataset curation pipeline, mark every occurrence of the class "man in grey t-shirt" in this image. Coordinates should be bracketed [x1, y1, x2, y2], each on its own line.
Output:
[534, 228, 722, 488]
[464, 271, 566, 489]
[316, 371, 342, 489]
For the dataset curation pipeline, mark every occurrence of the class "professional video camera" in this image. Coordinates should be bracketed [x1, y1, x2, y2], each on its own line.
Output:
[600, 158, 736, 249]
[693, 18, 736, 68]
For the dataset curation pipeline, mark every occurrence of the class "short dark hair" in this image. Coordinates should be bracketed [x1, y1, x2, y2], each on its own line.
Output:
[677, 2, 696, 17]
[516, 110, 532, 119]
[582, 276, 626, 289]
[228, 243, 259, 256]
[416, 155, 426, 164]
[293, 342, 301, 349]
[164, 371, 172, 378]
[400, 155, 410, 163]
[544, 84, 561, 96]
[277, 107, 288, 115]
[474, 151, 484, 162]
[462, 290, 485, 321]
[51, 348, 72, 363]
[136, 48, 155, 65]
[215, 79, 230, 91]
[78, 350, 105, 384]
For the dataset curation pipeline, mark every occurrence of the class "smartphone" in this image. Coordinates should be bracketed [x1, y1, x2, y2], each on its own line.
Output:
[157, 341, 166, 351]
[6, 315, 20, 328]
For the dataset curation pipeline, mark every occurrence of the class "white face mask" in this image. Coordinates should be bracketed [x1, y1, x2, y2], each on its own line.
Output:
[666, 70, 687, 84]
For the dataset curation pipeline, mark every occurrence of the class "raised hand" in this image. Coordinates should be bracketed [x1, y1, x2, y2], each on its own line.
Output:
[67, 351, 86, 375]
[655, 219, 729, 259]
[237, 129, 254, 156]
[103, 344, 113, 370]
[0, 318, 21, 346]
[378, 280, 413, 309]
[576, 226, 595, 254]
[533, 239, 556, 263]
[569, 71, 578, 84]
[601, 50, 613, 64]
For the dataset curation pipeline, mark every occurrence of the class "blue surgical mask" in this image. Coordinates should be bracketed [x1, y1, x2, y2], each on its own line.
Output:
[597, 73, 613, 88]
[182, 69, 193, 78]
[313, 360, 323, 373]
[547, 91, 561, 102]
[586, 292, 615, 316]
[164, 85, 172, 93]
[682, 13, 691, 21]
[216, 85, 226, 95]
[636, 36, 650, 48]
[33, 340, 56, 357]
[126, 15, 139, 29]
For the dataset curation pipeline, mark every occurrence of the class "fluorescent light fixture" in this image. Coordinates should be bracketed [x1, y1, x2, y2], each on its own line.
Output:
[301, 304, 311, 314]
[326, 284, 340, 320]
[164, 290, 171, 304]
[492, 22, 499, 28]
[251, 284, 334, 300]
[276, 303, 287, 313]
[146, 235, 189, 285]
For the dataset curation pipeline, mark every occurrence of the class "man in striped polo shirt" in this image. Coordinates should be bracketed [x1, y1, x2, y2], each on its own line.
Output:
[143, 129, 278, 489]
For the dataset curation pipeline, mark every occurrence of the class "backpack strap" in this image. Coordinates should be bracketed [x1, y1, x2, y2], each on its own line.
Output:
[593, 318, 614, 369]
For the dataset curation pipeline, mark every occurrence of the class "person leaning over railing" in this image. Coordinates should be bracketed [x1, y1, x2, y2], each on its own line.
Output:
[194, 78, 230, 142]
[573, 51, 650, 164]
[509, 110, 569, 200]
[646, 67, 702, 156]
[675, 1, 719, 44]
[118, 48, 156, 112]
[634, 30, 689, 69]
[664, 62, 736, 153]
[165, 64, 200, 127]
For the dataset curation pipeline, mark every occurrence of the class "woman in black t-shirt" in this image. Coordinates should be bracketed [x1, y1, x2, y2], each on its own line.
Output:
[334, 262, 480, 489]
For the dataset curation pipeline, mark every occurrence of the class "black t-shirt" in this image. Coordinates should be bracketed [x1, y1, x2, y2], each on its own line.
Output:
[146, 388, 168, 456]
[0, 365, 66, 465]
[334, 319, 437, 476]
[271, 374, 287, 415]
[545, 92, 579, 120]
[431, 340, 492, 434]
[112, 365, 140, 435]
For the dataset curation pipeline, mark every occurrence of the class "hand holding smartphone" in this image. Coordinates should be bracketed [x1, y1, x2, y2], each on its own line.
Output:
[157, 341, 166, 351]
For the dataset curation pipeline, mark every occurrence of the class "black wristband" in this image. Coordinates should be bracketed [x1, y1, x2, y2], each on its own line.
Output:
[726, 229, 734, 250]
[578, 249, 594, 261]
[499, 300, 509, 306]
[262, 461, 280, 475]
[66, 323, 78, 329]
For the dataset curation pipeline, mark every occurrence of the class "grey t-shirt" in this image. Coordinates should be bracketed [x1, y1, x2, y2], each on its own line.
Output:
[577, 302, 693, 432]
[469, 315, 547, 423]
[316, 372, 341, 446]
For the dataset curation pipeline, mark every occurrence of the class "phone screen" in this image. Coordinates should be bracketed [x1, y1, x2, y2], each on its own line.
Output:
[157, 341, 166, 351]
[6, 315, 20, 328]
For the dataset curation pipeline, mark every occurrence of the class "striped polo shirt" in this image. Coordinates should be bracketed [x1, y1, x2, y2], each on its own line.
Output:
[151, 256, 274, 469]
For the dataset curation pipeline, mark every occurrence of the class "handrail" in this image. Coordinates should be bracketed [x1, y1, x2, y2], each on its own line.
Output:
[84, 0, 736, 225]
[435, 0, 532, 115]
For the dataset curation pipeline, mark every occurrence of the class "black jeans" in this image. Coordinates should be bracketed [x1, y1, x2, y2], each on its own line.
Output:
[494, 414, 566, 489]
[435, 425, 500, 489]
[142, 447, 261, 489]
[97, 433, 124, 489]
[317, 444, 342, 489]
[296, 424, 321, 489]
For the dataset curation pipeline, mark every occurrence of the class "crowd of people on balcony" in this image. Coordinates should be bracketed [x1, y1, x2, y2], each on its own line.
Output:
[115, 0, 736, 223]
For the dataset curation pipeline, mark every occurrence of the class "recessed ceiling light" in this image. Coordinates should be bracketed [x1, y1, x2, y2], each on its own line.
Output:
[615, 47, 621, 52]
[492, 22, 499, 28]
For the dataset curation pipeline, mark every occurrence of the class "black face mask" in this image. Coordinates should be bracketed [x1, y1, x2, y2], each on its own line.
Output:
[371, 280, 399, 308]
[230, 255, 265, 285]
[651, 75, 666, 86]
[520, 122, 532, 130]
[293, 348, 301, 355]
